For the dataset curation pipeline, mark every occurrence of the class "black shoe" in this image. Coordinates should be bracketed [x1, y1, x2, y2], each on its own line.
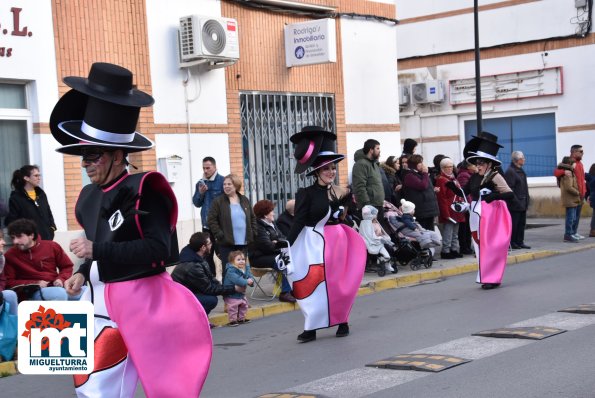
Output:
[510, 243, 521, 250]
[451, 251, 464, 258]
[238, 319, 251, 324]
[518, 243, 531, 249]
[441, 252, 455, 259]
[460, 248, 474, 255]
[336, 323, 350, 337]
[297, 330, 316, 343]
[481, 283, 500, 290]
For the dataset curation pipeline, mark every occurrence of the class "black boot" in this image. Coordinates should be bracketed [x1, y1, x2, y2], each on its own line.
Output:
[336, 323, 350, 337]
[297, 330, 316, 343]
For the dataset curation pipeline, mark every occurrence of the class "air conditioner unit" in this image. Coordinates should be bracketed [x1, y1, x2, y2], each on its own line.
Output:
[178, 15, 239, 65]
[410, 80, 445, 104]
[399, 85, 410, 106]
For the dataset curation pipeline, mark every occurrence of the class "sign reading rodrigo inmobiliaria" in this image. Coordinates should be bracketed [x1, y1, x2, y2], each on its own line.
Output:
[284, 18, 336, 67]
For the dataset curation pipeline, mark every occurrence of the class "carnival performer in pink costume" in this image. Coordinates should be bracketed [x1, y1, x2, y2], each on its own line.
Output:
[50, 63, 212, 397]
[286, 127, 367, 343]
[463, 132, 513, 290]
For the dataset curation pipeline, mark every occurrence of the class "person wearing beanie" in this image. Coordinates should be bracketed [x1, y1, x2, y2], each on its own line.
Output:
[385, 199, 442, 250]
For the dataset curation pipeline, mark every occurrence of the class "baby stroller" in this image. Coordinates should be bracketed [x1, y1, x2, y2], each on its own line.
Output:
[355, 205, 398, 277]
[382, 201, 434, 271]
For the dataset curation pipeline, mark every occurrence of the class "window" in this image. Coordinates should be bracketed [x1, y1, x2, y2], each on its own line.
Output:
[464, 113, 556, 177]
[0, 83, 30, 211]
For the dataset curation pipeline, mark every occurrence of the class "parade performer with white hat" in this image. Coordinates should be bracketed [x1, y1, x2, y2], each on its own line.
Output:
[464, 132, 513, 289]
[286, 126, 367, 343]
[51, 62, 212, 397]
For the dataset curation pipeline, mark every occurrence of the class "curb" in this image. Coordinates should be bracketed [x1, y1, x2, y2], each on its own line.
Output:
[209, 243, 595, 327]
[0, 360, 17, 378]
[2, 243, 594, 375]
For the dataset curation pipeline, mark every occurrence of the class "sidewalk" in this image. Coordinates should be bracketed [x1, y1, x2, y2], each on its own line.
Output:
[207, 217, 595, 326]
[1, 217, 593, 378]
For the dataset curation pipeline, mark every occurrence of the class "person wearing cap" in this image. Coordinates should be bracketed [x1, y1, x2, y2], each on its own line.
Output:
[402, 138, 418, 156]
[50, 63, 211, 397]
[286, 126, 367, 343]
[464, 132, 513, 290]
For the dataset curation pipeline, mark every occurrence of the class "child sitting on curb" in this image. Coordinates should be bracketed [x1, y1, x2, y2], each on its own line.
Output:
[222, 251, 254, 326]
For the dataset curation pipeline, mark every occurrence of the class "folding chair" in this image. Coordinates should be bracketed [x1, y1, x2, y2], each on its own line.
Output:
[249, 268, 282, 301]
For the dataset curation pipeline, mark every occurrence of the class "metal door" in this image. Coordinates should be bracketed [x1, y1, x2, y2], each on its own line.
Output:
[240, 92, 335, 214]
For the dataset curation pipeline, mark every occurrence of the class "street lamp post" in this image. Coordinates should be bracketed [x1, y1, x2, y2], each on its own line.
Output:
[474, 0, 483, 134]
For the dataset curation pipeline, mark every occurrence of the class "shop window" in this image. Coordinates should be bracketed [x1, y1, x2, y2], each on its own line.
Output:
[464, 113, 556, 177]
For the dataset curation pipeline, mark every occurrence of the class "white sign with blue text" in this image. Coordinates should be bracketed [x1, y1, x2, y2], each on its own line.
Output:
[284, 19, 336, 67]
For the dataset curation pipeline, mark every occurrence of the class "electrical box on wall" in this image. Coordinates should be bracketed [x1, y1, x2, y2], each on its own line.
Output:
[575, 0, 587, 8]
[158, 155, 183, 184]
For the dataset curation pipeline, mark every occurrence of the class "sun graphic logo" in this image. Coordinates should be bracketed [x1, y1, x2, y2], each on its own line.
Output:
[18, 301, 94, 374]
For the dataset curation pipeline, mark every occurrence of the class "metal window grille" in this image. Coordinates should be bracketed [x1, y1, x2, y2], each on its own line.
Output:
[240, 92, 335, 215]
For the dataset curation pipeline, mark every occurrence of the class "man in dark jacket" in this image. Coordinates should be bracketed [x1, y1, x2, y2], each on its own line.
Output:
[504, 151, 530, 249]
[352, 139, 384, 211]
[172, 232, 242, 316]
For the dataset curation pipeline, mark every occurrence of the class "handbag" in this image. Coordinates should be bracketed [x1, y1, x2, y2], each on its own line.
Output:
[0, 301, 18, 361]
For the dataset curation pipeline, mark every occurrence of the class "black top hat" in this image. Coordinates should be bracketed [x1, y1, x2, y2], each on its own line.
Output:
[50, 63, 154, 155]
[291, 126, 337, 174]
[464, 131, 503, 166]
[305, 137, 345, 176]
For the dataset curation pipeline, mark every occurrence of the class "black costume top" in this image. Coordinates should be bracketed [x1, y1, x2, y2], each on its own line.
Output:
[466, 170, 514, 203]
[287, 183, 350, 245]
[75, 171, 179, 283]
[5, 187, 56, 240]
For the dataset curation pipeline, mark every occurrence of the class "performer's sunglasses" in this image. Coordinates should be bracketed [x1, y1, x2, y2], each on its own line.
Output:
[81, 150, 112, 163]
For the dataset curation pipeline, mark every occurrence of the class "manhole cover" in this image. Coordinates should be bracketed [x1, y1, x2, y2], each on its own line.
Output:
[558, 304, 595, 314]
[367, 353, 470, 372]
[473, 326, 566, 340]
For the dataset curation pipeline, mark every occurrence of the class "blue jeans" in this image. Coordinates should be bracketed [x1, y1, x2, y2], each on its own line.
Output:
[30, 286, 85, 301]
[1, 290, 19, 315]
[195, 293, 218, 315]
[572, 203, 582, 235]
[565, 207, 578, 236]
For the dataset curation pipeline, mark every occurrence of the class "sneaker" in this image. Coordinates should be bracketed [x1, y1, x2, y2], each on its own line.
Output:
[563, 235, 579, 243]
[238, 319, 251, 324]
[573, 234, 586, 240]
[227, 321, 239, 327]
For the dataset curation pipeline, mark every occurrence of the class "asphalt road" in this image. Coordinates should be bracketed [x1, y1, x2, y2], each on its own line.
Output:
[3, 247, 595, 398]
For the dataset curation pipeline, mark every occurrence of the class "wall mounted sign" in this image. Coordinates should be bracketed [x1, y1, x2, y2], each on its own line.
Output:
[0, 7, 33, 58]
[284, 18, 336, 67]
[449, 67, 563, 105]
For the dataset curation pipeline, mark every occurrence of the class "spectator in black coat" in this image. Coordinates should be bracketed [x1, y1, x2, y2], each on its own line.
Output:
[5, 165, 56, 240]
[504, 151, 531, 249]
[401, 154, 440, 231]
[276, 199, 295, 237]
[172, 232, 241, 316]
[250, 200, 296, 303]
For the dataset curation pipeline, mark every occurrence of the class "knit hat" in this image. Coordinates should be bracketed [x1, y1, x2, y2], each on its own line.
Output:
[400, 199, 415, 215]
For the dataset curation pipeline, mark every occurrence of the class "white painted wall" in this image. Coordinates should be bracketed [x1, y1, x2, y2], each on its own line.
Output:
[346, 131, 401, 183]
[154, 133, 230, 240]
[396, 0, 502, 19]
[0, 1, 59, 122]
[340, 18, 399, 124]
[397, 1, 579, 58]
[145, 0, 229, 124]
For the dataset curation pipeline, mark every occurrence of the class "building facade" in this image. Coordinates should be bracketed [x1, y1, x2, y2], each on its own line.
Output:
[396, 0, 594, 202]
[0, 0, 399, 244]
